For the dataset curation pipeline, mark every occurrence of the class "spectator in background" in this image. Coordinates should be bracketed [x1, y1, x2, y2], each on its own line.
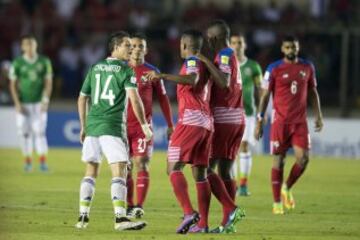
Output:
[262, 0, 281, 23]
[59, 41, 81, 97]
[80, 35, 105, 75]
[0, 61, 12, 105]
[52, 0, 80, 21]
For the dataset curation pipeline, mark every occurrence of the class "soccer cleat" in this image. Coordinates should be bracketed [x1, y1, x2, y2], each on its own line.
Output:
[237, 185, 251, 196]
[281, 185, 295, 210]
[188, 225, 209, 233]
[209, 226, 224, 233]
[223, 207, 245, 233]
[114, 217, 146, 231]
[75, 215, 89, 229]
[176, 212, 200, 234]
[272, 202, 284, 215]
[24, 163, 32, 172]
[126, 207, 135, 218]
[39, 163, 49, 172]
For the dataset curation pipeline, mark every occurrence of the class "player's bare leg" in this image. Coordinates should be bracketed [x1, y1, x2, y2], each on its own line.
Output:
[272, 154, 286, 214]
[188, 166, 211, 233]
[128, 156, 150, 218]
[75, 162, 99, 229]
[126, 161, 135, 215]
[110, 162, 146, 231]
[282, 146, 309, 210]
[168, 161, 199, 234]
[237, 141, 252, 196]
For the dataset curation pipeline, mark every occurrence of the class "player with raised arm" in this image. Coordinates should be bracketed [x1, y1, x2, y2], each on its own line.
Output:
[75, 31, 152, 231]
[126, 33, 174, 218]
[9, 34, 52, 172]
[198, 20, 245, 233]
[255, 36, 323, 214]
[146, 29, 213, 234]
[230, 33, 263, 196]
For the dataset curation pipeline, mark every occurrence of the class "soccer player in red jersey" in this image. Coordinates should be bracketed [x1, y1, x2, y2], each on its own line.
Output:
[126, 33, 174, 218]
[146, 29, 213, 234]
[255, 36, 324, 214]
[199, 20, 246, 233]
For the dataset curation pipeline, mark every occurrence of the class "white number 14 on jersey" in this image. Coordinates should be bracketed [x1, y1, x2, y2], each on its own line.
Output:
[94, 74, 115, 106]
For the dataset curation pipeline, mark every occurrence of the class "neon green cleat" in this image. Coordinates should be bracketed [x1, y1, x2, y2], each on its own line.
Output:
[223, 207, 245, 233]
[281, 184, 295, 210]
[272, 202, 284, 215]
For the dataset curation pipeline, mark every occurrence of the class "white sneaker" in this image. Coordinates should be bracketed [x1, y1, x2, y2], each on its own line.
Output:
[75, 215, 89, 229]
[114, 217, 146, 231]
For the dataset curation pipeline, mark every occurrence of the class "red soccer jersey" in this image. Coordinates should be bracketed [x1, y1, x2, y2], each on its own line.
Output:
[262, 58, 317, 123]
[177, 56, 212, 130]
[211, 47, 244, 124]
[127, 62, 167, 128]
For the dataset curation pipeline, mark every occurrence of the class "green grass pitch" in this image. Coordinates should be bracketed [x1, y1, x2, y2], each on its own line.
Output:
[0, 148, 359, 240]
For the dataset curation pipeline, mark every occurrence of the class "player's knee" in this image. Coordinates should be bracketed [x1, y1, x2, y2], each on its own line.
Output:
[298, 155, 309, 168]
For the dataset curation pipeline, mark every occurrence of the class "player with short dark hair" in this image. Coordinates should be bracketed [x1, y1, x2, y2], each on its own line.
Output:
[255, 36, 324, 214]
[230, 33, 263, 196]
[75, 31, 151, 230]
[146, 29, 212, 233]
[197, 19, 246, 233]
[126, 33, 174, 218]
[9, 34, 53, 172]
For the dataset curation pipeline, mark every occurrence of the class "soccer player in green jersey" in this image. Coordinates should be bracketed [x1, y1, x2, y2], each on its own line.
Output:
[230, 33, 262, 196]
[9, 34, 53, 172]
[75, 31, 152, 231]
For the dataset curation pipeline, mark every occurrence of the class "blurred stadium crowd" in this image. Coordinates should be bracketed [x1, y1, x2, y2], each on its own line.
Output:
[0, 0, 359, 109]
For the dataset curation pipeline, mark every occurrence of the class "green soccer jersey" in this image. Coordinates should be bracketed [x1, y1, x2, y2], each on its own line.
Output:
[9, 55, 53, 103]
[80, 57, 137, 139]
[240, 58, 262, 116]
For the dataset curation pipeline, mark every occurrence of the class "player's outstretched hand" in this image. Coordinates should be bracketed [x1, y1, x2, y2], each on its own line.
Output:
[254, 121, 263, 140]
[144, 71, 160, 81]
[80, 129, 86, 144]
[314, 117, 323, 132]
[167, 126, 174, 140]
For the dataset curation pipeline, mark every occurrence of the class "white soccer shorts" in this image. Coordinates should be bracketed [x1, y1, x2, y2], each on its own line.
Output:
[242, 115, 256, 146]
[82, 135, 129, 164]
[16, 103, 47, 136]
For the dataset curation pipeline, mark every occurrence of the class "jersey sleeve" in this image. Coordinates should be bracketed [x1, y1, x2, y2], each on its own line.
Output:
[124, 68, 137, 89]
[253, 62, 263, 87]
[215, 53, 232, 75]
[308, 62, 317, 89]
[45, 57, 53, 79]
[184, 58, 200, 84]
[262, 64, 275, 92]
[80, 67, 92, 96]
[8, 60, 19, 81]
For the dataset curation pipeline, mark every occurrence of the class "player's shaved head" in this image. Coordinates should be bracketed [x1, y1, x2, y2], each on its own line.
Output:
[282, 35, 299, 44]
[207, 19, 230, 40]
[107, 31, 130, 53]
[181, 29, 203, 52]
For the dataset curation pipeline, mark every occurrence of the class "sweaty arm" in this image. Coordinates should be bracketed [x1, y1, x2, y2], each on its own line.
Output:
[157, 72, 197, 86]
[254, 89, 271, 140]
[196, 53, 228, 89]
[308, 87, 323, 132]
[127, 88, 153, 140]
[78, 94, 89, 143]
[253, 75, 262, 112]
[154, 80, 174, 128]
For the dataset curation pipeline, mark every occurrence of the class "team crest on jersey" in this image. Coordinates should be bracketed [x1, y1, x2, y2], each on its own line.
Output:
[282, 73, 289, 78]
[244, 67, 252, 76]
[36, 63, 43, 72]
[221, 56, 229, 65]
[141, 75, 149, 83]
[299, 70, 306, 78]
[271, 141, 280, 149]
[130, 76, 137, 84]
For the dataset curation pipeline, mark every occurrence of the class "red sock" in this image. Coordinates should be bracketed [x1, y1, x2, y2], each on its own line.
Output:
[136, 170, 149, 207]
[25, 156, 32, 164]
[127, 173, 134, 207]
[271, 168, 283, 203]
[169, 171, 194, 215]
[208, 173, 236, 225]
[223, 179, 236, 201]
[196, 180, 211, 228]
[39, 155, 46, 164]
[286, 163, 305, 189]
[240, 177, 247, 187]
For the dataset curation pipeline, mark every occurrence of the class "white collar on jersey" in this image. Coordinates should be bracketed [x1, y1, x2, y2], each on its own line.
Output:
[106, 57, 118, 60]
[23, 53, 39, 64]
[239, 57, 248, 67]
